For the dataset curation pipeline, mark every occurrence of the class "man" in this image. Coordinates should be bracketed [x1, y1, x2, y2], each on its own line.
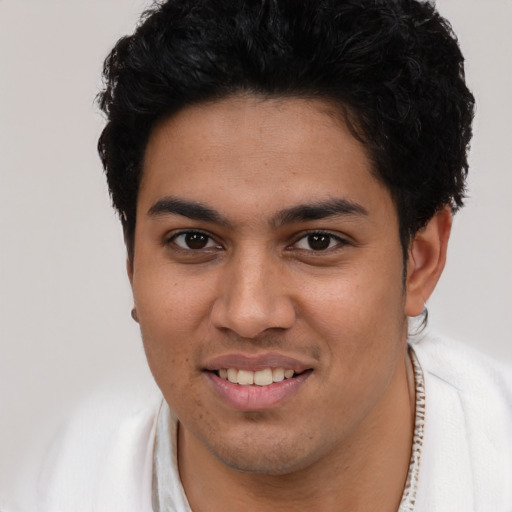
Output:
[35, 1, 512, 511]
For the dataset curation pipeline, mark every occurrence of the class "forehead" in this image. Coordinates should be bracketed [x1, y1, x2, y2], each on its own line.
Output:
[139, 95, 393, 222]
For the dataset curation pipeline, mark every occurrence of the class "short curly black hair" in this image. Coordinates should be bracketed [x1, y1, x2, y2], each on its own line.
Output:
[98, 0, 474, 261]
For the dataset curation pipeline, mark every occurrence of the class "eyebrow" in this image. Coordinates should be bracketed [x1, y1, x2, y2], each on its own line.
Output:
[271, 198, 368, 227]
[147, 196, 368, 227]
[147, 196, 232, 226]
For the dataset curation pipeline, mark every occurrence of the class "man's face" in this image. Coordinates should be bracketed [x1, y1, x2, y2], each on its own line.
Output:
[131, 96, 409, 474]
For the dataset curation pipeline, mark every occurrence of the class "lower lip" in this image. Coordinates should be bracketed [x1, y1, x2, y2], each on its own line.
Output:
[205, 371, 312, 411]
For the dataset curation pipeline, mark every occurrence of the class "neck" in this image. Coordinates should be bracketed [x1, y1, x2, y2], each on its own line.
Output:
[178, 348, 416, 512]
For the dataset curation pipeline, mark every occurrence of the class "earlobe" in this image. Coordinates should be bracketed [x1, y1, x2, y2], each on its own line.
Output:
[405, 206, 452, 317]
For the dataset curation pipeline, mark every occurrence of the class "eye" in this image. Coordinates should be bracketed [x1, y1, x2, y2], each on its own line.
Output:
[171, 231, 219, 250]
[293, 232, 345, 251]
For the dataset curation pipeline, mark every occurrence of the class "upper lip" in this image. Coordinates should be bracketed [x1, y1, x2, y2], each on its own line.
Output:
[203, 353, 314, 372]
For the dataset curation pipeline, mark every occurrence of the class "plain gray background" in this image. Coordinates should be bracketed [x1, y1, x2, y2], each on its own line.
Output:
[1, 0, 511, 507]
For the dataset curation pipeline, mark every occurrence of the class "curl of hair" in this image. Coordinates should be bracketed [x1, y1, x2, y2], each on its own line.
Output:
[97, 0, 475, 261]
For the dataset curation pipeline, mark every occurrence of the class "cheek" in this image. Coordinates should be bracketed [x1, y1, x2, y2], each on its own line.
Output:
[133, 267, 213, 333]
[134, 276, 207, 416]
[131, 271, 210, 385]
[304, 268, 403, 323]
[298, 258, 406, 358]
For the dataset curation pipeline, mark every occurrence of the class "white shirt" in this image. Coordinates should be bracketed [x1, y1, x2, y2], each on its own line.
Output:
[28, 334, 512, 512]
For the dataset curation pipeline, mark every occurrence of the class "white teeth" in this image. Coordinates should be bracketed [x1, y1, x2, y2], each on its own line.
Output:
[237, 370, 254, 385]
[272, 368, 285, 382]
[218, 367, 297, 386]
[227, 368, 238, 384]
[254, 368, 273, 386]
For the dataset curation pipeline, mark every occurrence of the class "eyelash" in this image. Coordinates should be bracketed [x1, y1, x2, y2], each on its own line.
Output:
[291, 230, 348, 252]
[166, 230, 348, 253]
[168, 230, 221, 251]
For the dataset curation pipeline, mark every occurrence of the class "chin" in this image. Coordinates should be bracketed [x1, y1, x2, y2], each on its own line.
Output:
[206, 431, 326, 476]
[217, 452, 310, 476]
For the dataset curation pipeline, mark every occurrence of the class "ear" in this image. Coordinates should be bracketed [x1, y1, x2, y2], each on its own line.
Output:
[405, 206, 452, 317]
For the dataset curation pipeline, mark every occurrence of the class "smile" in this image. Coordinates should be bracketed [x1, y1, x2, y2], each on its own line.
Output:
[216, 367, 296, 386]
[206, 368, 312, 411]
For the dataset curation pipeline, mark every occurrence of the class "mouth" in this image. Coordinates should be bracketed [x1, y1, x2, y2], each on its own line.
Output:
[204, 365, 313, 411]
[212, 367, 303, 386]
[203, 353, 314, 410]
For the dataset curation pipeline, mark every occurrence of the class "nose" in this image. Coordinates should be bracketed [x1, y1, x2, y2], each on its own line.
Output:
[210, 249, 296, 339]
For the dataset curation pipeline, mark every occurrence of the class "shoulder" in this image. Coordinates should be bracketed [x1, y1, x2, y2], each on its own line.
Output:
[36, 379, 163, 512]
[411, 332, 512, 405]
[410, 333, 512, 511]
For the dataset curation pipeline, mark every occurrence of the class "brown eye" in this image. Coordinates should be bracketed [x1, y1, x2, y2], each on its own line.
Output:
[294, 232, 345, 252]
[307, 234, 331, 250]
[173, 231, 217, 250]
[185, 232, 208, 249]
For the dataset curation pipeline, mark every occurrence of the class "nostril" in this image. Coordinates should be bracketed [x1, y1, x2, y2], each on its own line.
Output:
[210, 294, 296, 339]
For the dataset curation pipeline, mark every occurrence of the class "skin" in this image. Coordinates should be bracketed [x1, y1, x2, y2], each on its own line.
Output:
[129, 95, 451, 511]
